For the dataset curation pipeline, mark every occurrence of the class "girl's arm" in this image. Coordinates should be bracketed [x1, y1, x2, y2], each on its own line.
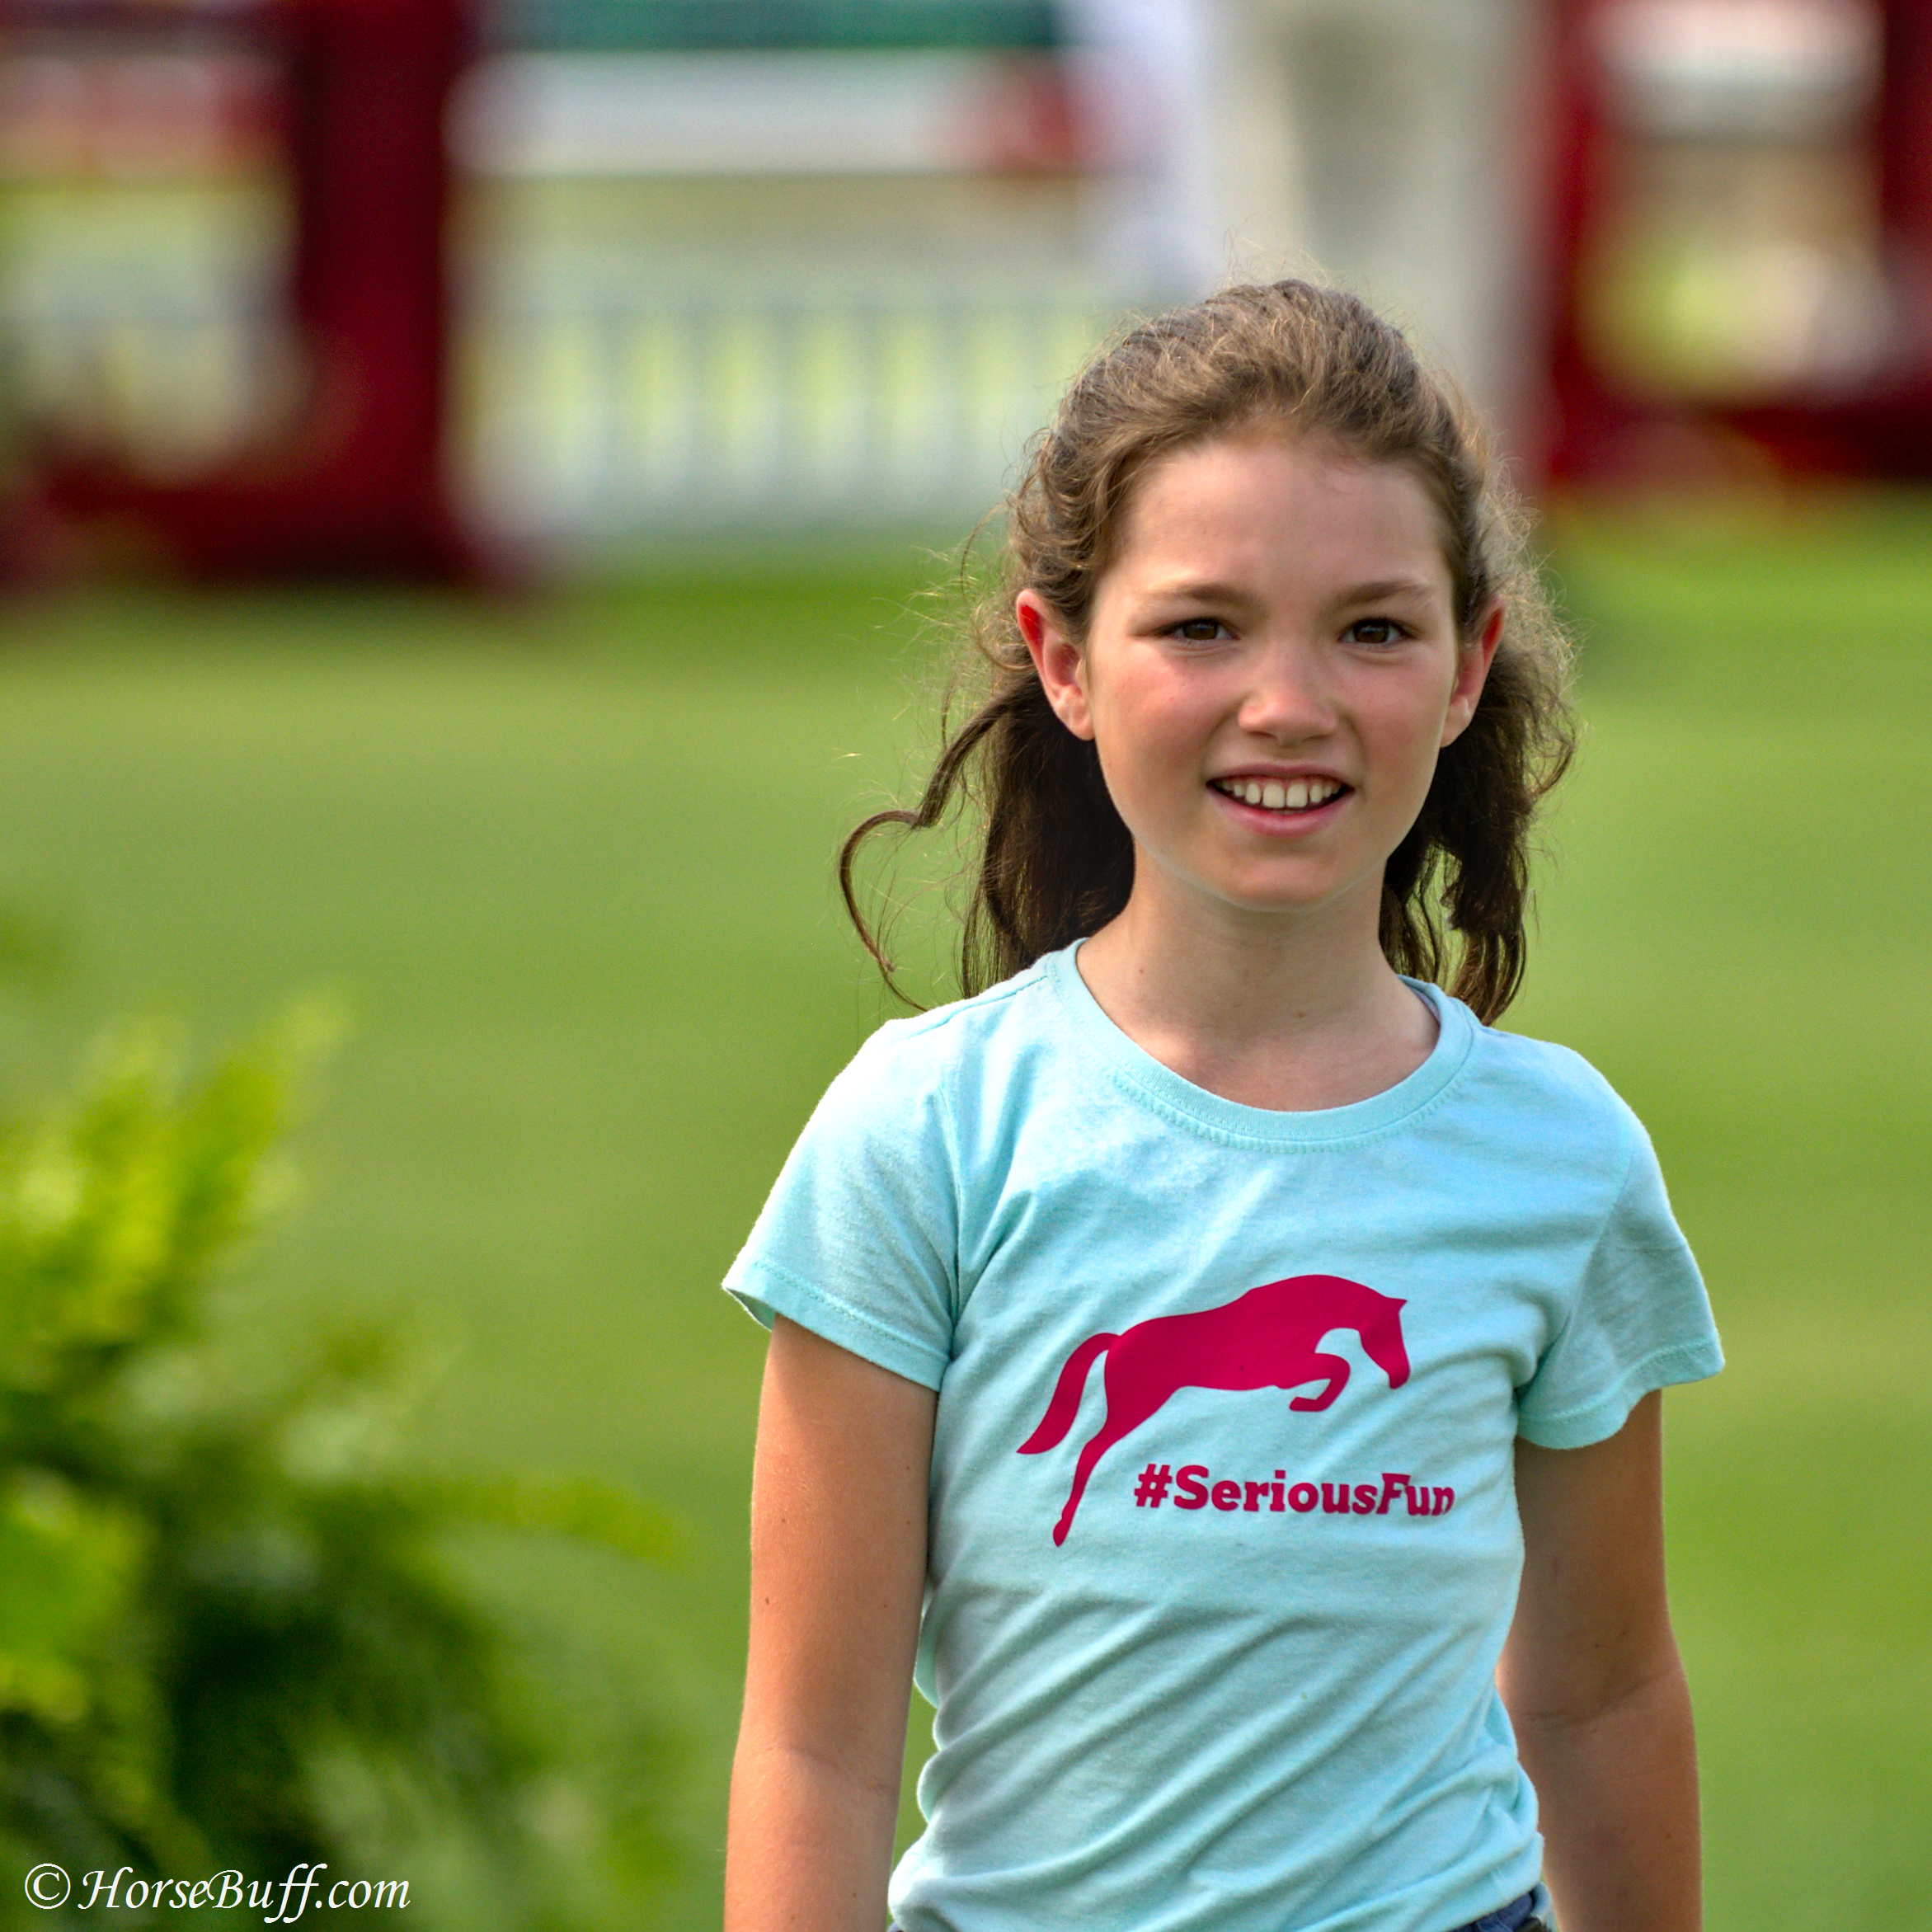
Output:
[726, 1315, 938, 1932]
[1502, 1390, 1701, 1932]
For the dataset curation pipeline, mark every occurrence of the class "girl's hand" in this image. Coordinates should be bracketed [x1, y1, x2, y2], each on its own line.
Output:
[726, 1316, 938, 1932]
[1502, 1391, 1702, 1932]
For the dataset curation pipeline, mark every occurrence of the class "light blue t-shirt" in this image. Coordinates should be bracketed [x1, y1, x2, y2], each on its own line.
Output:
[725, 944, 1723, 1932]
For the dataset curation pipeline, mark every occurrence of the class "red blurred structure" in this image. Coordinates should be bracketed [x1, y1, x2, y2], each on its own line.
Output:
[1545, 0, 1932, 483]
[9, 0, 1932, 581]
[1, 0, 476, 581]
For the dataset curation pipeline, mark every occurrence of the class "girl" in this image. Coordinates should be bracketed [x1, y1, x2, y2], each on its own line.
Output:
[722, 280, 1721, 1932]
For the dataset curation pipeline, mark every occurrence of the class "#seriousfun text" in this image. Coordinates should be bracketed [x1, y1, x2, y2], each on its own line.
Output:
[1130, 1464, 1456, 1518]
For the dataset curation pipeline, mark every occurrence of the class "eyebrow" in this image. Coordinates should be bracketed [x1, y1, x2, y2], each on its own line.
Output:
[1135, 575, 1444, 607]
[1331, 576, 1443, 605]
[1135, 578, 1258, 606]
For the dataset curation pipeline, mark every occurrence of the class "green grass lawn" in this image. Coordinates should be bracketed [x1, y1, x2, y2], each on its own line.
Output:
[1, 496, 1927, 1930]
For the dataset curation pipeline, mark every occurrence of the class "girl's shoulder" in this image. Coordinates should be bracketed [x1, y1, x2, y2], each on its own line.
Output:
[845, 956, 1062, 1095]
[1453, 1011, 1660, 1182]
[809, 952, 1107, 1181]
[1465, 1018, 1637, 1111]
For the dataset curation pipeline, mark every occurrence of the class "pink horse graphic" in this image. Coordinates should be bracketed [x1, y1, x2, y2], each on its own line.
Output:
[1017, 1274, 1410, 1545]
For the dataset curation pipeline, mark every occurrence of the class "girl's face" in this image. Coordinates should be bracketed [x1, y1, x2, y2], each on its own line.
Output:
[1018, 433, 1500, 938]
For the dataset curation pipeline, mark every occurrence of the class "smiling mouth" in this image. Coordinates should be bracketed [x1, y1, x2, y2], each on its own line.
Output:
[1210, 775, 1348, 812]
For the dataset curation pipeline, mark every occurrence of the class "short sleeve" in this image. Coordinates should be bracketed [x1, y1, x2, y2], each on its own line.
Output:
[722, 1027, 960, 1389]
[1516, 1126, 1723, 1448]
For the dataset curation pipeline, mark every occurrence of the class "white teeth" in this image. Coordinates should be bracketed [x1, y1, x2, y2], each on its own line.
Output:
[1220, 777, 1343, 810]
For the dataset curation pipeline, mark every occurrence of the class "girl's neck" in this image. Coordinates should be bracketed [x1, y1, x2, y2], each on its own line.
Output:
[1073, 880, 1438, 1113]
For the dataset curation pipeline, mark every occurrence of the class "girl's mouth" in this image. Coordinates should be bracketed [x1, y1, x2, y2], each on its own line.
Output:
[1210, 776, 1349, 813]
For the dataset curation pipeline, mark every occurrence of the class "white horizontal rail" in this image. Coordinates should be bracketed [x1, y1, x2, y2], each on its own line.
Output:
[449, 49, 1081, 179]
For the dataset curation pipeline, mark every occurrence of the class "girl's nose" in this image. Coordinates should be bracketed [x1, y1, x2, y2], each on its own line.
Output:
[1237, 642, 1336, 740]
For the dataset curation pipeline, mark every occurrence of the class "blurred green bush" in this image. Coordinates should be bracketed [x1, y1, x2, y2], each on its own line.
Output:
[0, 1006, 676, 1928]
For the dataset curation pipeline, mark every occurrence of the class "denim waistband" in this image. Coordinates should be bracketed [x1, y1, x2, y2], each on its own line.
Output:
[1451, 1886, 1548, 1932]
[886, 1886, 1551, 1932]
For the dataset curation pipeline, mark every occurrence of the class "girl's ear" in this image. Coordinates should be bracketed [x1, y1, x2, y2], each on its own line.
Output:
[1440, 599, 1505, 747]
[1017, 590, 1096, 741]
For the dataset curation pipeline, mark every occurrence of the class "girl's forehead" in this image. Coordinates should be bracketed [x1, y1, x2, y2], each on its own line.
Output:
[1111, 433, 1446, 589]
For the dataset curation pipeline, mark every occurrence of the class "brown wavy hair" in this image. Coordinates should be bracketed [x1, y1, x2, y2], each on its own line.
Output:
[841, 279, 1575, 1023]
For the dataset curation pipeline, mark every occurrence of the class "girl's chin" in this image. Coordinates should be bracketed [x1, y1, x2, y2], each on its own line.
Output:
[1144, 866, 1383, 927]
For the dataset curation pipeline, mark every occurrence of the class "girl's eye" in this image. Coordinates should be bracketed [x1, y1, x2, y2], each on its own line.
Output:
[1171, 618, 1230, 643]
[1344, 618, 1408, 646]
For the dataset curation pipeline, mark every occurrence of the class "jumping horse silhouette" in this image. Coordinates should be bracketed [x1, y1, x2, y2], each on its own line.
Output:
[1017, 1273, 1410, 1545]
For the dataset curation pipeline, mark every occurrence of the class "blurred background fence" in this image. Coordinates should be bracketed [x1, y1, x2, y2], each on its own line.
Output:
[7, 0, 1932, 576]
[0, 0, 1124, 568]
